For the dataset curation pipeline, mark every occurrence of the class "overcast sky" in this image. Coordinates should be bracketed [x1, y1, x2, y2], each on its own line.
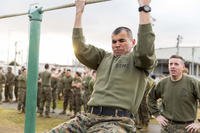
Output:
[0, 0, 200, 65]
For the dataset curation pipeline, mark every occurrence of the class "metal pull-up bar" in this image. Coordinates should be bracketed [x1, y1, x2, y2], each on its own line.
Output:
[0, 0, 111, 19]
[0, 0, 112, 133]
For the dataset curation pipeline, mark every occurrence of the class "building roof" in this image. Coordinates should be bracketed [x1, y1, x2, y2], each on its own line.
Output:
[156, 46, 200, 64]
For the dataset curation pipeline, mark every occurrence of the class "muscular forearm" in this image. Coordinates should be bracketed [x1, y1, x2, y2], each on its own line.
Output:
[74, 0, 85, 28]
[139, 12, 151, 24]
[138, 0, 151, 24]
[74, 13, 83, 28]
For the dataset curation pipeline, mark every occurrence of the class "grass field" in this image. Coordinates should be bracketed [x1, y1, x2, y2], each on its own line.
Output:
[1, 100, 200, 133]
[0, 108, 69, 133]
[0, 100, 69, 133]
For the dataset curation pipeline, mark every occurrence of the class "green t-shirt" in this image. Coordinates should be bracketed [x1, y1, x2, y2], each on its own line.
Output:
[148, 75, 200, 121]
[40, 71, 51, 87]
[73, 24, 156, 114]
[62, 75, 73, 91]
[18, 73, 27, 88]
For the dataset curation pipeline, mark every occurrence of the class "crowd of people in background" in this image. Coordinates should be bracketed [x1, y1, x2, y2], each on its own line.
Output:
[0, 64, 97, 118]
[1, 60, 200, 132]
[0, 63, 164, 131]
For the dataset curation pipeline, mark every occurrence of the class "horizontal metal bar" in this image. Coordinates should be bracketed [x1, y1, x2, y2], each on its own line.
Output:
[0, 12, 28, 19]
[43, 0, 111, 12]
[0, 0, 111, 19]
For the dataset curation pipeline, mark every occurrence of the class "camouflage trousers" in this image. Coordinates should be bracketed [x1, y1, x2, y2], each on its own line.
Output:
[51, 88, 57, 110]
[161, 123, 194, 133]
[63, 89, 73, 112]
[82, 90, 90, 112]
[14, 86, 19, 101]
[57, 86, 63, 100]
[136, 96, 149, 128]
[72, 89, 82, 115]
[37, 86, 42, 109]
[48, 113, 136, 133]
[39, 86, 52, 115]
[17, 88, 26, 111]
[4, 84, 13, 101]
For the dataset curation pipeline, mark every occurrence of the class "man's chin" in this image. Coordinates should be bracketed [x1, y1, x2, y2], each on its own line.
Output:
[113, 53, 121, 56]
[114, 52, 125, 56]
[171, 74, 178, 77]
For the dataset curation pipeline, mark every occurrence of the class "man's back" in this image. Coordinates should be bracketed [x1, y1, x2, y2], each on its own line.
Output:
[40, 71, 51, 87]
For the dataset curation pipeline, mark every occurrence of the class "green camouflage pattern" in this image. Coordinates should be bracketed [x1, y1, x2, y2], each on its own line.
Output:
[0, 71, 5, 101]
[48, 113, 136, 133]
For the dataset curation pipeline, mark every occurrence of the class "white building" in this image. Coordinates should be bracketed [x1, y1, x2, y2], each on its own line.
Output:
[154, 46, 200, 78]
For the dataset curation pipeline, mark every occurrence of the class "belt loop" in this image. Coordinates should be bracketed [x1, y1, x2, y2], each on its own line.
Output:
[115, 109, 118, 117]
[100, 106, 103, 114]
[90, 107, 94, 114]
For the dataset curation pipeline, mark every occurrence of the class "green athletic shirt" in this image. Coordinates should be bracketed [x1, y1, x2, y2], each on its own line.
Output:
[40, 71, 51, 87]
[72, 24, 156, 114]
[18, 73, 27, 88]
[148, 75, 200, 122]
[62, 76, 73, 91]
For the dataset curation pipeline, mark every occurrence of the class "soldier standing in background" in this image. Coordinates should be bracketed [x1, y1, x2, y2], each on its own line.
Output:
[37, 73, 42, 110]
[57, 69, 64, 100]
[59, 69, 73, 115]
[88, 70, 96, 98]
[51, 67, 58, 113]
[14, 69, 21, 102]
[71, 71, 82, 117]
[148, 55, 200, 133]
[136, 76, 155, 131]
[39, 64, 52, 118]
[17, 67, 27, 113]
[0, 67, 6, 104]
[4, 67, 15, 103]
[82, 69, 92, 112]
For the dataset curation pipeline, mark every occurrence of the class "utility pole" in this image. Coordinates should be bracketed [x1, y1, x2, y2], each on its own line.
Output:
[191, 47, 195, 75]
[20, 50, 23, 66]
[14, 41, 17, 74]
[176, 35, 183, 55]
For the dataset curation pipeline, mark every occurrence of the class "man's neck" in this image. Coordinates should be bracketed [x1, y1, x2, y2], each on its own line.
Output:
[171, 74, 183, 81]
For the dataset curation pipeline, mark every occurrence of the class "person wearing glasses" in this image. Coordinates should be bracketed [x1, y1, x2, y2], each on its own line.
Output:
[49, 0, 156, 132]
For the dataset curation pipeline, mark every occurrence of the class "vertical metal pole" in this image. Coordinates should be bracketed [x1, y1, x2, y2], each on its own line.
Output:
[196, 63, 199, 77]
[176, 35, 182, 55]
[14, 41, 17, 74]
[24, 5, 43, 133]
[191, 47, 195, 75]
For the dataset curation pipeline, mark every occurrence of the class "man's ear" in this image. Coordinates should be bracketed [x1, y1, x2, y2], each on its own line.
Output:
[131, 39, 136, 46]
